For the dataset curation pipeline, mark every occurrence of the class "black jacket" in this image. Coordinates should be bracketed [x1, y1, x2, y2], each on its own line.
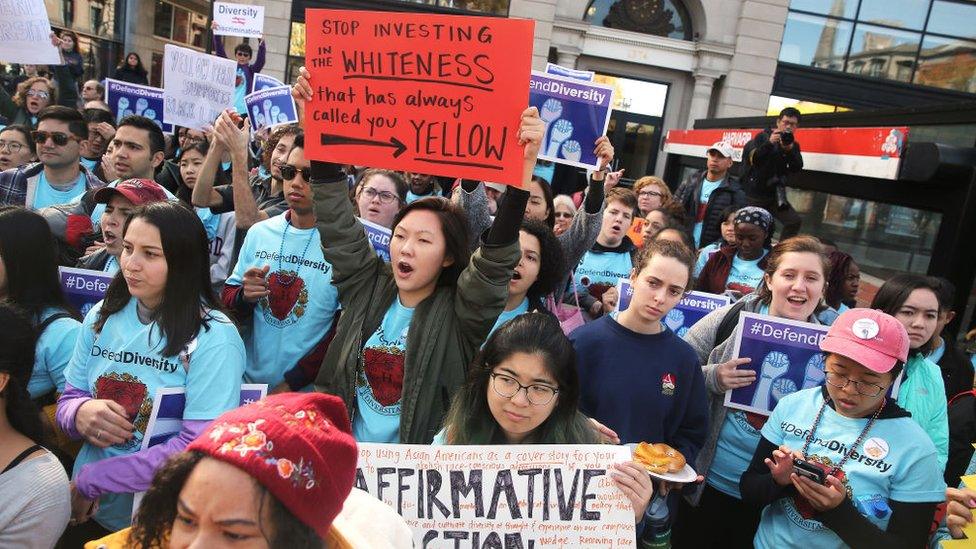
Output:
[740, 127, 804, 200]
[111, 66, 149, 86]
[937, 341, 976, 403]
[673, 170, 745, 247]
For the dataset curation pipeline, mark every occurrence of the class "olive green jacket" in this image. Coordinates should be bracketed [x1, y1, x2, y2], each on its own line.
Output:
[311, 178, 520, 443]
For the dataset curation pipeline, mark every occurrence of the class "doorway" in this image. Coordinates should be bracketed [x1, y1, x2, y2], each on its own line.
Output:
[606, 110, 663, 180]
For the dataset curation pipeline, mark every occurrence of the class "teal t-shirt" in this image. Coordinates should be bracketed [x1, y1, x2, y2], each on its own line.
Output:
[64, 298, 245, 531]
[485, 297, 529, 341]
[80, 157, 98, 171]
[755, 387, 945, 548]
[103, 255, 120, 276]
[726, 250, 768, 295]
[695, 242, 721, 277]
[32, 171, 86, 209]
[574, 249, 633, 303]
[225, 214, 339, 388]
[27, 307, 82, 399]
[708, 409, 765, 498]
[234, 66, 247, 114]
[693, 178, 723, 246]
[406, 190, 435, 204]
[353, 297, 414, 443]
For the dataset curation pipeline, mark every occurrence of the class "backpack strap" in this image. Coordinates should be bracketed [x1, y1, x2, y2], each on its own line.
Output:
[948, 389, 976, 406]
[37, 312, 73, 335]
[713, 299, 751, 349]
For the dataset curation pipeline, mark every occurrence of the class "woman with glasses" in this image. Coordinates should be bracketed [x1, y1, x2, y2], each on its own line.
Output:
[628, 176, 673, 246]
[741, 308, 944, 548]
[673, 235, 829, 548]
[870, 274, 949, 469]
[436, 313, 656, 527]
[552, 194, 577, 236]
[0, 125, 37, 171]
[0, 77, 56, 129]
[353, 168, 407, 229]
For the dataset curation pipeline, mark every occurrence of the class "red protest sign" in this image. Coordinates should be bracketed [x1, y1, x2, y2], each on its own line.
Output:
[304, 9, 534, 186]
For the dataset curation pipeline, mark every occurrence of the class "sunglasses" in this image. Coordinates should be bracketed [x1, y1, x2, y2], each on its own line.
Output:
[279, 164, 311, 182]
[26, 89, 50, 100]
[554, 212, 574, 219]
[31, 131, 78, 146]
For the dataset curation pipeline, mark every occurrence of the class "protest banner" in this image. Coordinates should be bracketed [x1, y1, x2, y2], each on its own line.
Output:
[359, 217, 391, 262]
[529, 71, 614, 170]
[245, 85, 297, 134]
[615, 280, 730, 336]
[304, 10, 534, 186]
[133, 384, 268, 515]
[725, 313, 836, 415]
[212, 2, 264, 38]
[104, 78, 173, 134]
[357, 443, 636, 547]
[545, 63, 595, 82]
[253, 72, 285, 93]
[163, 44, 237, 130]
[0, 0, 61, 65]
[58, 266, 112, 318]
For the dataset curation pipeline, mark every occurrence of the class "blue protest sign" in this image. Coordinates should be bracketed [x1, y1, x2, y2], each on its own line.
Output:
[545, 63, 595, 82]
[725, 313, 831, 416]
[529, 71, 614, 170]
[253, 73, 285, 93]
[104, 78, 173, 134]
[616, 280, 730, 337]
[244, 85, 298, 135]
[359, 217, 391, 262]
[58, 267, 113, 318]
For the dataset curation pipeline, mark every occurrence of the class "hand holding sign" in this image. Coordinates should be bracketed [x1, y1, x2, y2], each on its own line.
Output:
[717, 357, 755, 391]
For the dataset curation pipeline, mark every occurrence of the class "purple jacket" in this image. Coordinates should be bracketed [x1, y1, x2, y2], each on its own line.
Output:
[213, 36, 266, 95]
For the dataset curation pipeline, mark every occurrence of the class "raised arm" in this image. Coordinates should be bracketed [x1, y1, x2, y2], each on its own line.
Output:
[213, 111, 266, 229]
[252, 38, 266, 73]
[191, 131, 227, 209]
[453, 179, 492, 252]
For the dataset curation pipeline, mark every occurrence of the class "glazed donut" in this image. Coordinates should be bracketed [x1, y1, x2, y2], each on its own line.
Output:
[634, 442, 686, 474]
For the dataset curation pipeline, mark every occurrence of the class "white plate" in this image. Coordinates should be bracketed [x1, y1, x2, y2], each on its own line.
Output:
[624, 443, 699, 483]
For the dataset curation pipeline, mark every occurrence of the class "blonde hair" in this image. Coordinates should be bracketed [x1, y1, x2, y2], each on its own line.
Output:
[633, 176, 672, 205]
[756, 235, 830, 303]
[14, 77, 56, 107]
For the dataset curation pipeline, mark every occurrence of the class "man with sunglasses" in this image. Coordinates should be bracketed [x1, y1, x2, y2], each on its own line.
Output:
[0, 106, 104, 209]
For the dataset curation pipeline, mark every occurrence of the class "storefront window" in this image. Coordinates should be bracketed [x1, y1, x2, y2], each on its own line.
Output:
[153, 0, 206, 49]
[290, 22, 306, 57]
[928, 1, 976, 40]
[846, 24, 921, 82]
[857, 0, 928, 30]
[915, 36, 976, 93]
[584, 0, 693, 41]
[780, 12, 852, 69]
[153, 1, 172, 40]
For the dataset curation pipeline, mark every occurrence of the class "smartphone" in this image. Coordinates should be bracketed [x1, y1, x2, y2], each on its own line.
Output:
[792, 458, 826, 484]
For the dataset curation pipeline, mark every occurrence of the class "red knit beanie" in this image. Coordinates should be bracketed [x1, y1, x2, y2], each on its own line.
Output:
[186, 393, 357, 539]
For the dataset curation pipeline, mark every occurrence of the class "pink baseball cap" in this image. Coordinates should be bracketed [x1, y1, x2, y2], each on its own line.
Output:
[819, 308, 910, 373]
[94, 178, 168, 206]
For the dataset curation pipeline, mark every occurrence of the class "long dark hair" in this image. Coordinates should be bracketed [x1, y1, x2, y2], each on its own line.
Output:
[0, 302, 44, 444]
[0, 207, 78, 321]
[58, 29, 80, 54]
[870, 273, 942, 354]
[825, 250, 856, 309]
[95, 202, 225, 357]
[441, 313, 596, 445]
[519, 220, 564, 301]
[131, 451, 322, 549]
[176, 140, 224, 204]
[392, 197, 471, 287]
[118, 51, 147, 74]
[529, 175, 556, 229]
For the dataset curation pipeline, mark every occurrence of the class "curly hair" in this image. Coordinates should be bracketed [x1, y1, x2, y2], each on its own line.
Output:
[518, 219, 565, 300]
[261, 125, 302, 173]
[13, 77, 56, 107]
[824, 250, 856, 309]
[131, 451, 322, 549]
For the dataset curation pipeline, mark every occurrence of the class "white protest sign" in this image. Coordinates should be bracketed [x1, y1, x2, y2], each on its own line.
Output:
[212, 2, 264, 38]
[0, 0, 61, 64]
[163, 44, 236, 130]
[356, 443, 636, 547]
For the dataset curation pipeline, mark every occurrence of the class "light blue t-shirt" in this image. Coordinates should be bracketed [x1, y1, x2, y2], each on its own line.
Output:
[64, 298, 245, 531]
[27, 307, 82, 399]
[817, 303, 849, 326]
[574, 249, 633, 303]
[353, 297, 414, 443]
[486, 298, 529, 341]
[708, 409, 766, 498]
[226, 213, 339, 389]
[103, 255, 120, 276]
[234, 67, 247, 114]
[727, 250, 768, 295]
[693, 178, 723, 246]
[80, 157, 98, 171]
[32, 171, 87, 210]
[928, 340, 946, 364]
[406, 190, 436, 204]
[694, 242, 721, 277]
[755, 387, 945, 548]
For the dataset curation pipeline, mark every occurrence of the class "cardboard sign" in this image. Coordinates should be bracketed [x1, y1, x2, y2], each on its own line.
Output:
[0, 0, 61, 64]
[356, 443, 636, 547]
[725, 313, 832, 416]
[212, 2, 265, 38]
[104, 79, 173, 134]
[58, 266, 113, 318]
[163, 44, 237, 130]
[304, 9, 534, 186]
[529, 71, 614, 170]
[245, 85, 297, 134]
[358, 217, 391, 262]
[615, 280, 730, 336]
[253, 72, 285, 93]
[545, 63, 595, 82]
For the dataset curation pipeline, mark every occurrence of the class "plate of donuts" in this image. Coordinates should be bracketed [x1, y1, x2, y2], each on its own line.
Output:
[627, 442, 698, 483]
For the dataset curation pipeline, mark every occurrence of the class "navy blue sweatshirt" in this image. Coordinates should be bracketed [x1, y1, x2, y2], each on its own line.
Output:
[571, 316, 709, 465]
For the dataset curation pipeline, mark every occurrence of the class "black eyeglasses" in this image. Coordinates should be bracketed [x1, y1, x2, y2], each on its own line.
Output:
[280, 164, 311, 182]
[824, 371, 886, 397]
[489, 372, 558, 406]
[638, 190, 664, 198]
[361, 186, 398, 204]
[554, 211, 574, 219]
[31, 131, 78, 146]
[0, 140, 25, 153]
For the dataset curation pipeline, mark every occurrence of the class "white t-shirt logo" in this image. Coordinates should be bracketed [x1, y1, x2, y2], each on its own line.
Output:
[863, 437, 890, 460]
[852, 318, 880, 340]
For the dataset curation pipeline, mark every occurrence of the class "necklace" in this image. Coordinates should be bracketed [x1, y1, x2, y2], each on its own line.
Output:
[276, 215, 316, 284]
[801, 394, 885, 477]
